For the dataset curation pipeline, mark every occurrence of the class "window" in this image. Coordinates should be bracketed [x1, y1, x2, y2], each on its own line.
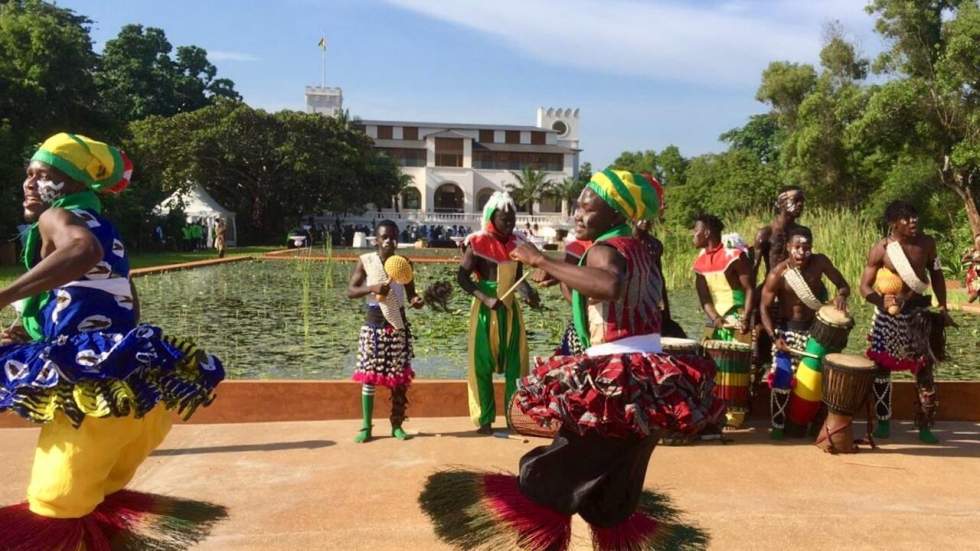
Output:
[434, 138, 463, 167]
[531, 131, 545, 145]
[479, 129, 494, 143]
[434, 183, 464, 213]
[472, 151, 563, 171]
[475, 188, 496, 212]
[378, 148, 426, 167]
[401, 187, 421, 210]
[402, 126, 418, 140]
[376, 125, 393, 139]
[505, 131, 520, 144]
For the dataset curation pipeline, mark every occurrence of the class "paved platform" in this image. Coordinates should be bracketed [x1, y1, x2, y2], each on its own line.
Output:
[2, 417, 979, 550]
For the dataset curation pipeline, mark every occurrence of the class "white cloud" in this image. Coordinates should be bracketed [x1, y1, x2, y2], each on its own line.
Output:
[208, 50, 261, 62]
[384, 0, 878, 87]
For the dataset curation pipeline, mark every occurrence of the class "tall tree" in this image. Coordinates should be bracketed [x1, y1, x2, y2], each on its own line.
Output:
[720, 114, 782, 165]
[551, 177, 585, 215]
[507, 167, 551, 215]
[0, 0, 109, 234]
[129, 102, 400, 243]
[96, 24, 240, 122]
[855, 0, 980, 236]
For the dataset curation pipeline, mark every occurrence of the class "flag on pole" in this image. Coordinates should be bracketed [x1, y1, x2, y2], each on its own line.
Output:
[318, 37, 327, 49]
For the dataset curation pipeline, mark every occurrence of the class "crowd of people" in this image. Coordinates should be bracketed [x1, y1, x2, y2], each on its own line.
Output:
[353, 169, 965, 549]
[0, 130, 973, 551]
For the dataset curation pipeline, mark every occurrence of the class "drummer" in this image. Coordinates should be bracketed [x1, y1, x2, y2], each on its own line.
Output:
[693, 213, 754, 428]
[760, 226, 850, 439]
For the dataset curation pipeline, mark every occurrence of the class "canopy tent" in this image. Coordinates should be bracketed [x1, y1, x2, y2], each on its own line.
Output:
[153, 183, 238, 246]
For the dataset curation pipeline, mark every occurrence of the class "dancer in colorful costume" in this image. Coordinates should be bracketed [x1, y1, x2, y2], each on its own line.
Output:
[759, 226, 850, 439]
[692, 213, 754, 428]
[963, 234, 980, 303]
[458, 191, 539, 434]
[421, 169, 721, 551]
[0, 133, 226, 549]
[347, 220, 423, 443]
[859, 201, 955, 444]
[752, 187, 807, 380]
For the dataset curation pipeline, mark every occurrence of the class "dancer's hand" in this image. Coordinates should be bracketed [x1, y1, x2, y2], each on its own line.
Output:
[737, 317, 750, 335]
[409, 295, 424, 309]
[524, 289, 541, 309]
[369, 282, 390, 296]
[834, 293, 849, 314]
[774, 337, 790, 353]
[0, 325, 29, 345]
[482, 297, 502, 310]
[510, 243, 545, 268]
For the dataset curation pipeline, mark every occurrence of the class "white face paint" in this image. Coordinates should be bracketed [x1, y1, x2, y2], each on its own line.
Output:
[36, 178, 66, 203]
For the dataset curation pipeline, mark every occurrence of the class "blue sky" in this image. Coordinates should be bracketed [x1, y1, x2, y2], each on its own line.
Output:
[63, 0, 882, 167]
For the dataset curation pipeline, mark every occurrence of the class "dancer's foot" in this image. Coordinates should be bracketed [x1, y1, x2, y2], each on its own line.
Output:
[476, 424, 493, 435]
[354, 427, 372, 443]
[392, 426, 410, 440]
[770, 428, 784, 440]
[873, 420, 891, 439]
[918, 427, 939, 444]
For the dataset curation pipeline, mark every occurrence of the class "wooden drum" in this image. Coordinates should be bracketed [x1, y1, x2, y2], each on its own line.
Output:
[703, 339, 752, 428]
[506, 394, 558, 439]
[661, 337, 701, 357]
[815, 353, 875, 454]
[809, 305, 854, 353]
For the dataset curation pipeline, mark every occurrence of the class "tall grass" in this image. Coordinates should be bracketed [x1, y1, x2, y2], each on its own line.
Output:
[658, 206, 881, 290]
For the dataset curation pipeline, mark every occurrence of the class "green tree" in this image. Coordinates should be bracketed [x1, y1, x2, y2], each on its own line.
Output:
[0, 0, 109, 234]
[612, 150, 658, 175]
[855, 0, 980, 236]
[756, 61, 818, 130]
[720, 114, 781, 165]
[551, 176, 585, 215]
[657, 145, 688, 186]
[128, 102, 400, 243]
[96, 24, 240, 122]
[507, 167, 551, 215]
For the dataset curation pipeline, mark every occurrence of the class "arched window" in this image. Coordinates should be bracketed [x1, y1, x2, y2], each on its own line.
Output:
[475, 188, 496, 212]
[401, 187, 421, 210]
[434, 183, 464, 213]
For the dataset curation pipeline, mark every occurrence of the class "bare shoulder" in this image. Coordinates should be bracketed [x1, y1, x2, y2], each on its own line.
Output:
[586, 242, 625, 268]
[755, 225, 773, 244]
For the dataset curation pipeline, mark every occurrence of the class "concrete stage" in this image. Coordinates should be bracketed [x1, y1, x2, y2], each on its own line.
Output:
[2, 417, 979, 550]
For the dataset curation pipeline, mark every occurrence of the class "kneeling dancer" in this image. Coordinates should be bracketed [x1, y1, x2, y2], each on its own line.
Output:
[0, 134, 226, 549]
[420, 169, 722, 551]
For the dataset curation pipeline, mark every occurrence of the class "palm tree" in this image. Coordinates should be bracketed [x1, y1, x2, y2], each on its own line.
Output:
[392, 173, 414, 213]
[506, 167, 550, 215]
[552, 176, 585, 215]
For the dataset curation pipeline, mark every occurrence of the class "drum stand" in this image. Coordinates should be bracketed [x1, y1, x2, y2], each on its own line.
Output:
[815, 393, 878, 454]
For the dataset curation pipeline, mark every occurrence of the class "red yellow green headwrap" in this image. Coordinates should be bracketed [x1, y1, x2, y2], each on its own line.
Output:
[31, 133, 133, 194]
[587, 168, 662, 222]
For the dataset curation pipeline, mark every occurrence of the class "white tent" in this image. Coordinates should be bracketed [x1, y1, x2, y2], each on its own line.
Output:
[154, 183, 238, 245]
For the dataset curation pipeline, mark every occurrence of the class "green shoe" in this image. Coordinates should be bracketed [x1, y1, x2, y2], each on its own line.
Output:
[392, 426, 410, 440]
[918, 428, 939, 444]
[770, 428, 784, 440]
[873, 420, 891, 439]
[354, 426, 372, 443]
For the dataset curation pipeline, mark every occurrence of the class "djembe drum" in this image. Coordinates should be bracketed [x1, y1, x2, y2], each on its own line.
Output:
[661, 337, 701, 357]
[815, 353, 876, 454]
[506, 394, 558, 439]
[703, 340, 752, 428]
[786, 305, 854, 434]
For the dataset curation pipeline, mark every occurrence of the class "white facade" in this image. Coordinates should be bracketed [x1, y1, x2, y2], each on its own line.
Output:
[357, 107, 581, 221]
[305, 86, 344, 116]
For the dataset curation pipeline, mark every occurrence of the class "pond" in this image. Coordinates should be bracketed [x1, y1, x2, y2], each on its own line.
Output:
[133, 260, 980, 380]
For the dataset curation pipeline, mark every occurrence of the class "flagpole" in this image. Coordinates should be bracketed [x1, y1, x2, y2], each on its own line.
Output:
[320, 35, 326, 88]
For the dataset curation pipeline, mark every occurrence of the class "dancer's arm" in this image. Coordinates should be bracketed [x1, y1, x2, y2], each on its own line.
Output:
[859, 241, 886, 311]
[510, 242, 624, 302]
[0, 208, 102, 309]
[347, 259, 387, 299]
[457, 248, 499, 310]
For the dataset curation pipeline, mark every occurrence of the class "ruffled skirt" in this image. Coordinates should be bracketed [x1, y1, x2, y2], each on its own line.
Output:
[514, 351, 725, 439]
[352, 323, 415, 388]
[0, 324, 224, 427]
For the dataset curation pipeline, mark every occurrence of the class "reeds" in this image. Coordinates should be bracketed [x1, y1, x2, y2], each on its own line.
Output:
[658, 207, 881, 290]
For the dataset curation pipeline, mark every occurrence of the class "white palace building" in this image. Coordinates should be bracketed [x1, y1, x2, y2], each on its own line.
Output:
[306, 86, 582, 232]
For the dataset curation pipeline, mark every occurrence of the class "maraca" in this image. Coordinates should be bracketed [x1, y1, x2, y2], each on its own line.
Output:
[383, 255, 414, 285]
[874, 268, 903, 315]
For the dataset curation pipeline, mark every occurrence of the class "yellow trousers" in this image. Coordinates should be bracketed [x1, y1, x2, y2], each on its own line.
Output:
[27, 404, 172, 518]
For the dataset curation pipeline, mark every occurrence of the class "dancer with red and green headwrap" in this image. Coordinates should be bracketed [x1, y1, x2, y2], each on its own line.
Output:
[457, 191, 539, 434]
[421, 169, 720, 551]
[0, 134, 226, 550]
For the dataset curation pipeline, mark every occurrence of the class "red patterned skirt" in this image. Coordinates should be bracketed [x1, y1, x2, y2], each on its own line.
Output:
[515, 352, 726, 439]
